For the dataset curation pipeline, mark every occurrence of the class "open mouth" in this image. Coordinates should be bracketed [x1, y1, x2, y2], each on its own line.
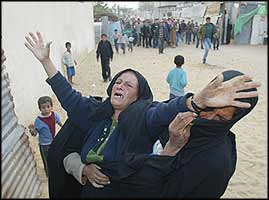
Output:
[114, 92, 124, 99]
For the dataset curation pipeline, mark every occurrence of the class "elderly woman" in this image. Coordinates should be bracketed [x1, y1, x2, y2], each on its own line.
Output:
[24, 32, 260, 198]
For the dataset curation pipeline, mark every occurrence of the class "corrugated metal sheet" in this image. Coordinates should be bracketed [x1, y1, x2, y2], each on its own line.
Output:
[1, 64, 42, 198]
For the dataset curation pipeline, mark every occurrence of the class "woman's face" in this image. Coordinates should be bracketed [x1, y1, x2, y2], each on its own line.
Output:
[111, 71, 139, 111]
[199, 106, 237, 121]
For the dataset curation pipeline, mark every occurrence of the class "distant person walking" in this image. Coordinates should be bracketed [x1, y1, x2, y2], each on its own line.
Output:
[63, 42, 77, 84]
[96, 34, 113, 82]
[118, 33, 128, 54]
[112, 29, 120, 53]
[166, 55, 187, 99]
[200, 17, 217, 64]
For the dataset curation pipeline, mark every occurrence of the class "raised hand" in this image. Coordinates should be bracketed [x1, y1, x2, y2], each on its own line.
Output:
[82, 163, 110, 188]
[193, 73, 261, 109]
[24, 31, 57, 78]
[24, 32, 52, 63]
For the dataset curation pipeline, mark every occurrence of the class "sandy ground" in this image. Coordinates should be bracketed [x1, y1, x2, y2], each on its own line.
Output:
[28, 42, 267, 198]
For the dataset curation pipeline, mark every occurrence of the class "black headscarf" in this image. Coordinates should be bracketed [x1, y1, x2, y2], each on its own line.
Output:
[159, 70, 258, 198]
[88, 68, 153, 121]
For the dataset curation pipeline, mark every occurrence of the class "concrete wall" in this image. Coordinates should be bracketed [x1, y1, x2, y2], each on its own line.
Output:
[2, 2, 95, 125]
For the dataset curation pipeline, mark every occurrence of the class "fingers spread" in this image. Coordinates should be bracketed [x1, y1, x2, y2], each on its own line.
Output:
[36, 31, 44, 44]
[25, 36, 35, 47]
[231, 100, 251, 108]
[46, 41, 52, 49]
[24, 42, 34, 52]
[235, 91, 259, 99]
[29, 32, 38, 44]
[237, 81, 261, 91]
[209, 74, 223, 88]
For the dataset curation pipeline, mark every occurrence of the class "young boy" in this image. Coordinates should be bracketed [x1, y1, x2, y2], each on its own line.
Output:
[166, 55, 187, 99]
[28, 96, 62, 177]
[63, 42, 77, 84]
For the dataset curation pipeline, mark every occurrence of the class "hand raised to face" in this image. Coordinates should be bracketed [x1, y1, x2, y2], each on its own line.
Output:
[193, 73, 261, 109]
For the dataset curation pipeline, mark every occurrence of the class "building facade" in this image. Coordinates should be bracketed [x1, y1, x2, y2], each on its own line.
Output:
[2, 2, 95, 125]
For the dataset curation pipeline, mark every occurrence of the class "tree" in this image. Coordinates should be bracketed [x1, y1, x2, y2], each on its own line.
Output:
[94, 2, 112, 16]
[93, 2, 119, 21]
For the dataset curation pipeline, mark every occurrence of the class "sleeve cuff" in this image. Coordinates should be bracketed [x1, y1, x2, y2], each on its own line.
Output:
[46, 71, 65, 86]
[178, 92, 194, 112]
[63, 152, 86, 185]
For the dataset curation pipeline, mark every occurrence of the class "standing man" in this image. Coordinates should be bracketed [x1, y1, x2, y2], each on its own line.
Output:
[200, 17, 217, 64]
[96, 34, 113, 82]
[196, 23, 204, 49]
[135, 19, 143, 46]
[151, 20, 159, 48]
[180, 20, 186, 42]
[185, 21, 191, 45]
[157, 21, 167, 54]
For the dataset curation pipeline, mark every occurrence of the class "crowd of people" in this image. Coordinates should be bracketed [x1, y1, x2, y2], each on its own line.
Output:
[111, 17, 221, 56]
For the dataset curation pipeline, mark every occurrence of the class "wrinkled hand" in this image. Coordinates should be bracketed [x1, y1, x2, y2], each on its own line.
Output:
[194, 74, 261, 109]
[24, 31, 52, 63]
[161, 112, 196, 156]
[82, 163, 110, 188]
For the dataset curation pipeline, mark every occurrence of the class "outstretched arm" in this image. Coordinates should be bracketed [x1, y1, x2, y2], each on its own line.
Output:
[24, 32, 98, 131]
[147, 73, 260, 139]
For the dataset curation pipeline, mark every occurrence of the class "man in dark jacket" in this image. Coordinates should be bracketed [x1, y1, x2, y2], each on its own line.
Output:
[96, 34, 113, 82]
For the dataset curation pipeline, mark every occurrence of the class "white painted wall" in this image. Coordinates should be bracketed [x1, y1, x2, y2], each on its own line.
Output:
[2, 2, 95, 124]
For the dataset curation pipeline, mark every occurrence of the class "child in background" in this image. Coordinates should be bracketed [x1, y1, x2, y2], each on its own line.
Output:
[166, 55, 187, 99]
[63, 42, 77, 84]
[28, 96, 62, 177]
[128, 35, 134, 52]
[118, 33, 128, 54]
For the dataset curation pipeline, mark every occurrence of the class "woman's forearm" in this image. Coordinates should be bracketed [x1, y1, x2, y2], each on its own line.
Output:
[41, 58, 58, 79]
